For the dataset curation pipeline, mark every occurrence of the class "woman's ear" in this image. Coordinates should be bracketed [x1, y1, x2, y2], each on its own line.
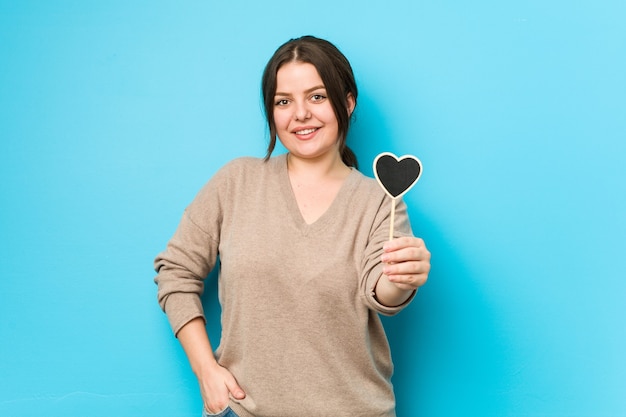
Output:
[346, 93, 356, 116]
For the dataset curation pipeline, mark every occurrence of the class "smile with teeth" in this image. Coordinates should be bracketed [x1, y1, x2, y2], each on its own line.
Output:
[295, 128, 318, 135]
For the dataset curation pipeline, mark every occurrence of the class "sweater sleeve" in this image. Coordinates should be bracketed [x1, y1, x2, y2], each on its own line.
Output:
[153, 163, 232, 336]
[361, 195, 416, 316]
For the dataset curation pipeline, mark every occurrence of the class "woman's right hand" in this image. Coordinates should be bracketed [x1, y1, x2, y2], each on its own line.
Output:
[199, 362, 246, 413]
[176, 318, 246, 414]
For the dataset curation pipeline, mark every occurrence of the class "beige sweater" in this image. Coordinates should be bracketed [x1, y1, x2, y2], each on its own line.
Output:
[154, 154, 415, 417]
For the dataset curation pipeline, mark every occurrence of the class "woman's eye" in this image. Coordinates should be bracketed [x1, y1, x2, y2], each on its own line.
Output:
[275, 99, 289, 106]
[311, 94, 326, 102]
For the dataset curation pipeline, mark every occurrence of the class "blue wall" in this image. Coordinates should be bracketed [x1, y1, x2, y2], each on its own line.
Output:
[1, 1, 624, 416]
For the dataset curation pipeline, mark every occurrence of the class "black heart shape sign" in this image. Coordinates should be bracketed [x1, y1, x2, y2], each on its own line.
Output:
[373, 152, 423, 199]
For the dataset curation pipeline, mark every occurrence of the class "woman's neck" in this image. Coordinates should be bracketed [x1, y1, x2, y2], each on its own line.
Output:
[286, 151, 351, 183]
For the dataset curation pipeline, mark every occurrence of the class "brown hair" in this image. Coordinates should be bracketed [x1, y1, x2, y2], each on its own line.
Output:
[261, 36, 359, 168]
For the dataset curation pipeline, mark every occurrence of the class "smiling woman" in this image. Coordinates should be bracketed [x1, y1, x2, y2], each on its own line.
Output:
[272, 62, 351, 167]
[261, 36, 359, 169]
[153, 35, 431, 417]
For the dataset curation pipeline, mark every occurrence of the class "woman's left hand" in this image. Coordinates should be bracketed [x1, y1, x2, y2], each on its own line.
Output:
[381, 236, 431, 291]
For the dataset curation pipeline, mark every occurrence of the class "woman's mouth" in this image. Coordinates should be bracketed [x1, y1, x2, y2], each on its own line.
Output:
[294, 127, 318, 135]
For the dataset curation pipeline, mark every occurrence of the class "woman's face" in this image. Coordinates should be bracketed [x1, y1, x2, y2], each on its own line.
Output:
[273, 62, 349, 163]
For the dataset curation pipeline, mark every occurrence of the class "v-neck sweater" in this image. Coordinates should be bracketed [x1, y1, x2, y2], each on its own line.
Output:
[154, 154, 415, 417]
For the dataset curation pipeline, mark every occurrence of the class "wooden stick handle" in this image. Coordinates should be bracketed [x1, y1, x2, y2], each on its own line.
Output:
[389, 198, 396, 241]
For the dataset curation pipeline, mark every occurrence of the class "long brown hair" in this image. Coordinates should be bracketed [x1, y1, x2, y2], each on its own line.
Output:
[261, 36, 359, 169]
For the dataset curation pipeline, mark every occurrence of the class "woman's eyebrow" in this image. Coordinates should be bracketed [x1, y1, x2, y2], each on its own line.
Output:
[275, 85, 326, 96]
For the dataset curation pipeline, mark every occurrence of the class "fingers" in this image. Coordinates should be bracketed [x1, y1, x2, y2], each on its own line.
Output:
[203, 389, 230, 414]
[382, 237, 430, 264]
[225, 373, 246, 400]
[383, 236, 426, 253]
[382, 255, 429, 288]
[201, 366, 246, 413]
[381, 236, 430, 290]
[383, 259, 430, 276]
[383, 268, 429, 290]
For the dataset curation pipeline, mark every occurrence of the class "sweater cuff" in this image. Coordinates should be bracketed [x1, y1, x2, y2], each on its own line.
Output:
[366, 264, 416, 316]
[162, 292, 206, 336]
[369, 286, 416, 316]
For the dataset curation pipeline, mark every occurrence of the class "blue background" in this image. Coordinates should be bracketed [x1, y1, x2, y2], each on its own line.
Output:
[1, 1, 624, 416]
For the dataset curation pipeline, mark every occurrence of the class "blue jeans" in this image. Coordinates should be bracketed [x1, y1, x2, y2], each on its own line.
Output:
[202, 406, 239, 417]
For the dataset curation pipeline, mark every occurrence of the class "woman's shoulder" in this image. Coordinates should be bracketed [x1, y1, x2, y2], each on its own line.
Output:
[190, 156, 270, 207]
[218, 154, 285, 174]
[209, 156, 268, 181]
[351, 169, 386, 198]
[219, 155, 264, 171]
[202, 155, 285, 193]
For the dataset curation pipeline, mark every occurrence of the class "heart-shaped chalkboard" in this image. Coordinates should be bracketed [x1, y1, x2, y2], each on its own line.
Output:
[373, 152, 423, 199]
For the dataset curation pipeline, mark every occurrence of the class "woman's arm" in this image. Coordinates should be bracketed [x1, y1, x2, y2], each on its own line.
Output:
[177, 317, 246, 413]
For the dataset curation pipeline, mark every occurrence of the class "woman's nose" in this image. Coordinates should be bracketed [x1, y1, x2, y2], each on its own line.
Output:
[294, 102, 311, 121]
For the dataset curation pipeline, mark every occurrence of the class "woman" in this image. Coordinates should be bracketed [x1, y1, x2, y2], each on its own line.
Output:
[154, 36, 430, 417]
